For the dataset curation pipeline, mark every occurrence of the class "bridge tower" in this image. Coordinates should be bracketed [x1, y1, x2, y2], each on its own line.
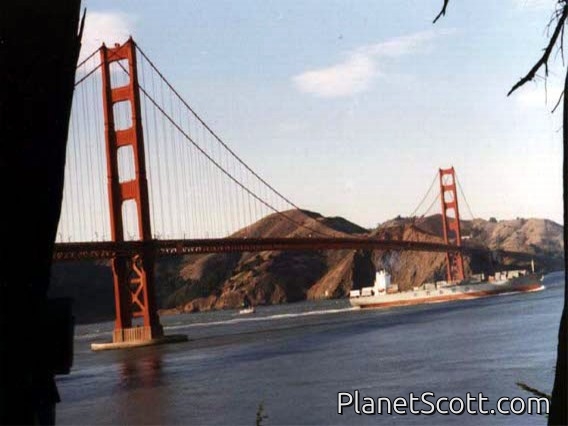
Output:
[100, 38, 163, 343]
[439, 167, 465, 283]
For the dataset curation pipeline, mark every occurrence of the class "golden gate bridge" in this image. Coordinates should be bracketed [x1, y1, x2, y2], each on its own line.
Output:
[53, 38, 531, 347]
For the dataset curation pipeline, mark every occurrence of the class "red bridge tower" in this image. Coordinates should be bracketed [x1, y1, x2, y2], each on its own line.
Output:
[100, 39, 163, 343]
[439, 167, 465, 283]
